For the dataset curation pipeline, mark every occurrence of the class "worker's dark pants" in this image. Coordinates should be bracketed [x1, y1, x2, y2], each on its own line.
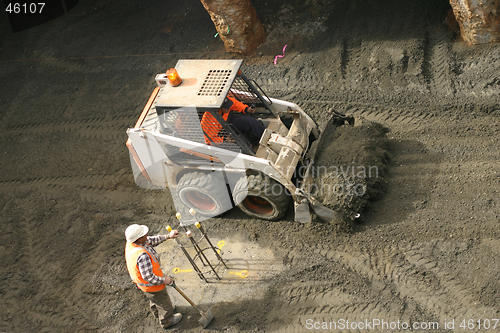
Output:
[143, 288, 174, 328]
[228, 114, 265, 141]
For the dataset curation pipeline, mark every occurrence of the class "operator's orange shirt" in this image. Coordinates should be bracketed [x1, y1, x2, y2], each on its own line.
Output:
[200, 97, 247, 144]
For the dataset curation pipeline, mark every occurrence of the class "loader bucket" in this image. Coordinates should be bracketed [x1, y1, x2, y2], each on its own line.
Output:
[294, 110, 354, 224]
[311, 204, 337, 223]
[294, 195, 341, 223]
[310, 198, 341, 223]
[294, 199, 311, 223]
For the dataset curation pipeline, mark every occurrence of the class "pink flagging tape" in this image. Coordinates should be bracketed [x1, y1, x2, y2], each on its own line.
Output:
[274, 45, 287, 65]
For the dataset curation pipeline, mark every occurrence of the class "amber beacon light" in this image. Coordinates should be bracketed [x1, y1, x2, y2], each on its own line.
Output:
[166, 68, 182, 86]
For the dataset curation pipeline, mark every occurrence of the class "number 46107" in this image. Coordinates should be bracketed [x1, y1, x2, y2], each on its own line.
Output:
[5, 3, 46, 14]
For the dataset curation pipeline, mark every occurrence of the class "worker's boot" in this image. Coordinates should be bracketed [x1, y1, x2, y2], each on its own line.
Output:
[164, 313, 182, 329]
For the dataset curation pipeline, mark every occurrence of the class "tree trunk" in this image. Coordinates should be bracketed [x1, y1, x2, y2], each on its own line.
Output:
[449, 0, 500, 44]
[200, 0, 266, 55]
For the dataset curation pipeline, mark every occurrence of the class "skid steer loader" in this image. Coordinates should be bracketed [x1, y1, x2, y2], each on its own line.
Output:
[126, 59, 352, 223]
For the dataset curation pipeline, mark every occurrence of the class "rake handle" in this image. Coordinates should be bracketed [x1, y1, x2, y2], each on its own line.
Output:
[173, 284, 198, 309]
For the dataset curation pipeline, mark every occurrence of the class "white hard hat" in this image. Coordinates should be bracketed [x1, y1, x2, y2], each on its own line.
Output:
[125, 224, 149, 243]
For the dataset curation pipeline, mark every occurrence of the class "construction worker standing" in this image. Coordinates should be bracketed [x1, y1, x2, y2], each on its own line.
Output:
[125, 224, 182, 329]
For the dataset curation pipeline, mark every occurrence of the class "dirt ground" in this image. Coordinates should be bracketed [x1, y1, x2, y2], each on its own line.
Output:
[1, 0, 500, 332]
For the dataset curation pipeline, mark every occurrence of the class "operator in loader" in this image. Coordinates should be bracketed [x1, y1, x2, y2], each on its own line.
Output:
[125, 224, 182, 329]
[201, 96, 265, 146]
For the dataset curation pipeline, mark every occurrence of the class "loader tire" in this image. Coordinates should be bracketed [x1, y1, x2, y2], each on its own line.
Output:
[177, 172, 232, 217]
[233, 174, 290, 221]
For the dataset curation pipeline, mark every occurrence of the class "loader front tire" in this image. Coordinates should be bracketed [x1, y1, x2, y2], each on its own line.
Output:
[233, 174, 290, 221]
[177, 172, 232, 217]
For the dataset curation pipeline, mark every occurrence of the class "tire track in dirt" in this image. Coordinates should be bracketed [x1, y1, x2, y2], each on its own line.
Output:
[270, 245, 434, 333]
[0, 117, 134, 144]
[339, 38, 348, 80]
[424, 30, 456, 96]
[343, 40, 364, 91]
[0, 173, 134, 199]
[274, 282, 397, 323]
[354, 106, 429, 129]
[26, 49, 105, 74]
[328, 242, 499, 322]
[1, 188, 91, 332]
[0, 173, 170, 214]
[296, 99, 433, 131]
[275, 237, 498, 332]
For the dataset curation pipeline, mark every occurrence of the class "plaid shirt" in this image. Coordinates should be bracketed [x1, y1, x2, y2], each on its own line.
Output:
[137, 235, 168, 285]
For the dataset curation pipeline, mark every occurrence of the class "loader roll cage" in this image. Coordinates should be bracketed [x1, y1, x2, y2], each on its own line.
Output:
[154, 72, 277, 161]
[155, 106, 255, 157]
[230, 73, 274, 115]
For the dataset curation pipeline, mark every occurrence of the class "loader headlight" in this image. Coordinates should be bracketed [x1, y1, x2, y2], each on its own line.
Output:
[166, 68, 182, 86]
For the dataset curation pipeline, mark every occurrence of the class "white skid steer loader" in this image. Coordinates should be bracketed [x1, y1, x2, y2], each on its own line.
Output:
[126, 59, 353, 223]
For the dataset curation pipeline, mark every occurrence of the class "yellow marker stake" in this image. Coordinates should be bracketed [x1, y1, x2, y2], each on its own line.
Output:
[229, 270, 248, 278]
[217, 240, 225, 254]
[173, 267, 193, 274]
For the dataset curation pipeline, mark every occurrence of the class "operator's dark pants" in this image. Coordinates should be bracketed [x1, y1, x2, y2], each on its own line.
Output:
[228, 114, 265, 142]
[143, 288, 174, 328]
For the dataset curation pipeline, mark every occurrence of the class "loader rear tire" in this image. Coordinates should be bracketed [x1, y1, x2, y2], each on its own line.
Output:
[233, 174, 290, 221]
[177, 172, 232, 217]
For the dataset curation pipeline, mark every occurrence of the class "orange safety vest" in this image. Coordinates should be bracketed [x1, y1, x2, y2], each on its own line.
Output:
[200, 97, 247, 144]
[125, 241, 165, 292]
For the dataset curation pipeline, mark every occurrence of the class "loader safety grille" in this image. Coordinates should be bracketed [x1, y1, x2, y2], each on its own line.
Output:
[158, 107, 242, 153]
[229, 76, 267, 105]
[198, 69, 232, 97]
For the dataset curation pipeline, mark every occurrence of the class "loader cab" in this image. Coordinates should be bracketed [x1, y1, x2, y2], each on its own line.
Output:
[153, 59, 282, 162]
